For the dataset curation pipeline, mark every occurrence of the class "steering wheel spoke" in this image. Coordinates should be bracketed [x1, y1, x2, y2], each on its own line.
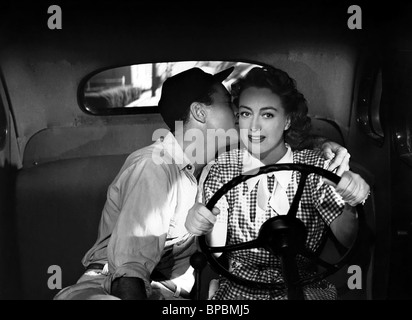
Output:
[287, 172, 308, 218]
[207, 239, 262, 254]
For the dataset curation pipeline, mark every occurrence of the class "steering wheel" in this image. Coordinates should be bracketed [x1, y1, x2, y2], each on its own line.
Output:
[197, 163, 366, 300]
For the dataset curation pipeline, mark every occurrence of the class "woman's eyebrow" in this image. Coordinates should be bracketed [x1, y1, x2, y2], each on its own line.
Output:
[260, 106, 278, 112]
[239, 106, 278, 112]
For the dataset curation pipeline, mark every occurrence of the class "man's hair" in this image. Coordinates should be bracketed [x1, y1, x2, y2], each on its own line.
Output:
[158, 67, 234, 132]
[231, 67, 312, 149]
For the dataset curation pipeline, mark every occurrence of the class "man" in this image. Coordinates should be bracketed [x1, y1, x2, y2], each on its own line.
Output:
[54, 66, 350, 300]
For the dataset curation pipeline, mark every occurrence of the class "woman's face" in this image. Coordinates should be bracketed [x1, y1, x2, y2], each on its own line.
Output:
[238, 87, 290, 163]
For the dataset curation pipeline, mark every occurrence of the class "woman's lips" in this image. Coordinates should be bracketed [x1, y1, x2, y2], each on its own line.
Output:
[248, 135, 265, 143]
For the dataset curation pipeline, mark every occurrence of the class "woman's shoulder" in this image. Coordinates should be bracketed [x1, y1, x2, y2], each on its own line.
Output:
[210, 148, 244, 176]
[215, 148, 244, 166]
[293, 148, 327, 168]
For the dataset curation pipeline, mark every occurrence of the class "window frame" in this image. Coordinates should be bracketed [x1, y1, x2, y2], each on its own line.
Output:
[77, 60, 265, 116]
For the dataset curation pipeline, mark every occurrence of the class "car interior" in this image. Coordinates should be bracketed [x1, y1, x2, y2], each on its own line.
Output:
[0, 1, 411, 300]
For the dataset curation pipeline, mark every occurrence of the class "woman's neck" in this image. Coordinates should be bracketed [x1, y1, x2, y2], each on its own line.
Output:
[258, 142, 288, 165]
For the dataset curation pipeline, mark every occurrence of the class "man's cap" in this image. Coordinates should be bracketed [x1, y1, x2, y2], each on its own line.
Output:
[158, 66, 234, 130]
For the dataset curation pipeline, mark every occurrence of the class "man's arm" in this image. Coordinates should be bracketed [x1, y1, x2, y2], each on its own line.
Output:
[107, 160, 172, 299]
[185, 163, 226, 237]
[319, 141, 350, 176]
[298, 135, 350, 176]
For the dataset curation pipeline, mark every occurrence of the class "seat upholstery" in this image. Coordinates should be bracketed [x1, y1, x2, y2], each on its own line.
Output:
[14, 155, 127, 300]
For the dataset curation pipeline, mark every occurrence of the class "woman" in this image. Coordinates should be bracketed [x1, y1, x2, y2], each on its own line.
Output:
[204, 67, 370, 300]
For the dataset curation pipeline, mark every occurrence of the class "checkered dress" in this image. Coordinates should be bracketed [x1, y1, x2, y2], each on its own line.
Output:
[204, 148, 345, 300]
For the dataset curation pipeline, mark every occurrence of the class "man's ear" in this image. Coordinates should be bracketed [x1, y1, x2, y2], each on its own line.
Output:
[190, 102, 207, 124]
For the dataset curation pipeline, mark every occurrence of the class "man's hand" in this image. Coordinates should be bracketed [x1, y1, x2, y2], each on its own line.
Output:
[329, 171, 370, 206]
[321, 141, 350, 176]
[185, 203, 220, 236]
[111, 277, 147, 300]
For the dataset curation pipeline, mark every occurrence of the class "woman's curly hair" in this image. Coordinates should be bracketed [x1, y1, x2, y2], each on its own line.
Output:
[231, 67, 312, 149]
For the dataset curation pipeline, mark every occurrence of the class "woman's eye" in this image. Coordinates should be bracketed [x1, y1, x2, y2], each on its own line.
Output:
[240, 111, 251, 117]
[262, 113, 274, 118]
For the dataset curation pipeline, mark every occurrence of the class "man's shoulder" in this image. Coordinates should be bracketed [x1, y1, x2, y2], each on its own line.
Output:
[126, 142, 161, 163]
[122, 141, 172, 174]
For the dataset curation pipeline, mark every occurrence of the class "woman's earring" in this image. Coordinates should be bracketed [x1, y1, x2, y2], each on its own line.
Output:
[285, 120, 291, 131]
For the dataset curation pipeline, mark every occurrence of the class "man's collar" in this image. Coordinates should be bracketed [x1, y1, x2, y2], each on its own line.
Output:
[160, 131, 193, 171]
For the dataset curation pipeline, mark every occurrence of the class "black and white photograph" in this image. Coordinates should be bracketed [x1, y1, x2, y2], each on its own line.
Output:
[0, 0, 411, 310]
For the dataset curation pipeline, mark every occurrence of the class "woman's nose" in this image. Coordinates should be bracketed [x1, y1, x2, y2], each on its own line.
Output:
[250, 117, 261, 132]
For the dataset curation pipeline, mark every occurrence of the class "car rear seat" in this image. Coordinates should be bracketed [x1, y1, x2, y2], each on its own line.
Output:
[14, 154, 127, 300]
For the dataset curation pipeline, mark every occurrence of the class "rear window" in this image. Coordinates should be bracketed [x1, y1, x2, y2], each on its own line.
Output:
[78, 61, 263, 115]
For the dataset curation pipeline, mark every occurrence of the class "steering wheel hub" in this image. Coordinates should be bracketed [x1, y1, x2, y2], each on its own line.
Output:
[259, 216, 307, 256]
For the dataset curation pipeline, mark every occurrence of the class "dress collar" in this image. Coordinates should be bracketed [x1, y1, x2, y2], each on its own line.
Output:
[242, 145, 293, 192]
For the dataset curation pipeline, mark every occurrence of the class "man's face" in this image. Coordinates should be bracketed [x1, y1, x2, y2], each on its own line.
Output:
[204, 83, 239, 160]
[206, 83, 237, 131]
